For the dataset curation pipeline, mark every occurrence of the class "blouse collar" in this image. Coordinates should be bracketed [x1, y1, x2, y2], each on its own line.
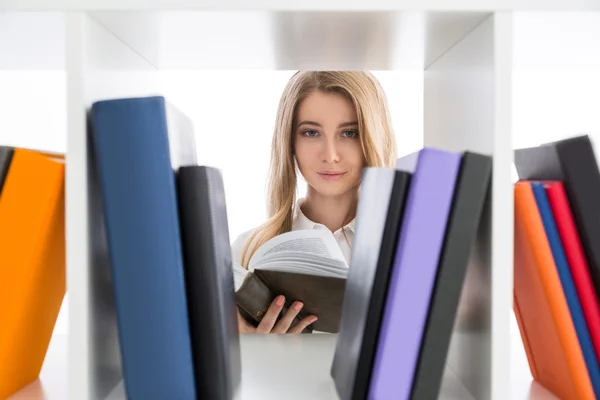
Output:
[292, 198, 356, 233]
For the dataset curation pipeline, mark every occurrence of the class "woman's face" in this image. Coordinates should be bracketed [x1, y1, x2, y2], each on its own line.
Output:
[293, 90, 365, 198]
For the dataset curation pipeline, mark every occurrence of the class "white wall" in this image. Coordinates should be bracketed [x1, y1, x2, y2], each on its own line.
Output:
[510, 68, 600, 185]
[159, 70, 424, 242]
[512, 69, 600, 149]
[0, 71, 66, 153]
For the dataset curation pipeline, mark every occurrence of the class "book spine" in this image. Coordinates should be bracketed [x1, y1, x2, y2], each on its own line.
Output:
[176, 165, 240, 400]
[557, 137, 600, 303]
[0, 146, 14, 189]
[410, 152, 492, 400]
[532, 182, 600, 396]
[370, 148, 462, 400]
[514, 182, 593, 399]
[0, 150, 65, 399]
[91, 96, 196, 399]
[546, 182, 600, 361]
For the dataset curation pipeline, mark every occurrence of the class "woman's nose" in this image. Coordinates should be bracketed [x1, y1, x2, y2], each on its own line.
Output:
[321, 137, 340, 164]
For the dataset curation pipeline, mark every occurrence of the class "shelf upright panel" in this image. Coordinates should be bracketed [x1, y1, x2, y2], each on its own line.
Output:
[65, 11, 162, 400]
[423, 12, 513, 400]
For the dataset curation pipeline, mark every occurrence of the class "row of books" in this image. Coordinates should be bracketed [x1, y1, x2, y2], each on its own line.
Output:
[331, 148, 492, 399]
[0, 147, 65, 399]
[87, 96, 241, 400]
[332, 134, 600, 400]
[514, 135, 600, 399]
[87, 93, 500, 400]
[86, 94, 494, 400]
[62, 93, 600, 400]
[232, 148, 492, 399]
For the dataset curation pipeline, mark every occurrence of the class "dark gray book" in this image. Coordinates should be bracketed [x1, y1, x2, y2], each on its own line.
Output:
[176, 165, 241, 400]
[331, 167, 411, 400]
[514, 135, 600, 302]
[0, 146, 14, 191]
[410, 151, 492, 399]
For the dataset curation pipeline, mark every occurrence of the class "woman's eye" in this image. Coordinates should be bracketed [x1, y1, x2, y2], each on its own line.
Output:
[342, 130, 359, 138]
[303, 130, 319, 137]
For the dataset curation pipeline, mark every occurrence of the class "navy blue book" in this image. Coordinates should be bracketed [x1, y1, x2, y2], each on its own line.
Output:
[531, 182, 600, 397]
[90, 96, 197, 399]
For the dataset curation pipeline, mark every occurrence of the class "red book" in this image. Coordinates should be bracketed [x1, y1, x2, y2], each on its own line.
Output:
[546, 181, 600, 360]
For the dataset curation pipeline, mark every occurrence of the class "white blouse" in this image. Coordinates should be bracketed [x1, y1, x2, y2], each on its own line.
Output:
[230, 199, 355, 268]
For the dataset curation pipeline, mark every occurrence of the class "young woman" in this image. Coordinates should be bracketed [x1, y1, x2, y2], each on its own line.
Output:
[231, 71, 397, 334]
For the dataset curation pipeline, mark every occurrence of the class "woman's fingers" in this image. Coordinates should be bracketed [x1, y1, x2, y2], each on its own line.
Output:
[249, 296, 316, 334]
[236, 309, 255, 334]
[288, 314, 318, 334]
[255, 295, 285, 333]
[272, 301, 304, 333]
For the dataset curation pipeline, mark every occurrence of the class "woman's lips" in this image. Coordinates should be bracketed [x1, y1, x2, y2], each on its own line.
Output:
[317, 172, 346, 181]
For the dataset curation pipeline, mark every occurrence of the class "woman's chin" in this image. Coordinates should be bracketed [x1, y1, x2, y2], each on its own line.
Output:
[308, 182, 356, 198]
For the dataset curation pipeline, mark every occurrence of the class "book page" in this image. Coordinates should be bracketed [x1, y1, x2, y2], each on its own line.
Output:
[232, 262, 249, 291]
[249, 229, 348, 272]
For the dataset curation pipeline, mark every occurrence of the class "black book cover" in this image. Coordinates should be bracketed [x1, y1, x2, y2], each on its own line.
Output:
[410, 151, 492, 400]
[176, 165, 241, 400]
[514, 135, 600, 301]
[331, 167, 411, 400]
[0, 146, 14, 191]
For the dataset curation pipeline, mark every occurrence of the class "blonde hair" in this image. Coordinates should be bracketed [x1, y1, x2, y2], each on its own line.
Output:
[240, 71, 397, 268]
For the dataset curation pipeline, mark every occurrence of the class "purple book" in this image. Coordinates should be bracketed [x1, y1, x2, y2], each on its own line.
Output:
[369, 148, 461, 400]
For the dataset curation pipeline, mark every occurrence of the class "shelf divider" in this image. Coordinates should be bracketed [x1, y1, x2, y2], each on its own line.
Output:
[65, 11, 161, 400]
[423, 11, 513, 400]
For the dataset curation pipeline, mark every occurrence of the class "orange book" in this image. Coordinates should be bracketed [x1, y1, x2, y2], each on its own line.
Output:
[513, 181, 594, 400]
[0, 148, 65, 399]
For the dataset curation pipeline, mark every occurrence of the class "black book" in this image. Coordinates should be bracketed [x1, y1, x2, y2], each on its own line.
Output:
[514, 135, 600, 301]
[410, 151, 492, 399]
[0, 146, 14, 191]
[176, 165, 241, 400]
[331, 167, 411, 400]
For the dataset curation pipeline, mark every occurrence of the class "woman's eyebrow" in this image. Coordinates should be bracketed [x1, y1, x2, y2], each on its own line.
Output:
[297, 120, 321, 128]
[297, 120, 358, 128]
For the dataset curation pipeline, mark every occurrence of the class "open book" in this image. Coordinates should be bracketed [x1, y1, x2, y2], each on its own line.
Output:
[233, 229, 349, 333]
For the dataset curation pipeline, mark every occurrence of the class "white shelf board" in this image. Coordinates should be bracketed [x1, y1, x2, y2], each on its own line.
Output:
[102, 332, 556, 400]
[0, 12, 65, 70]
[0, 322, 554, 400]
[8, 334, 67, 400]
[85, 10, 489, 70]
[0, 318, 555, 400]
[2, 0, 600, 11]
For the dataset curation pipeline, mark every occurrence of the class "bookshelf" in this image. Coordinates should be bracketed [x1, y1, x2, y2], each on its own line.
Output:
[0, 4, 598, 400]
[8, 335, 68, 400]
[2, 0, 600, 10]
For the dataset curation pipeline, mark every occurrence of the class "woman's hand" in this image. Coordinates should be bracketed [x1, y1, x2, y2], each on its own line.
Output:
[237, 295, 317, 334]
